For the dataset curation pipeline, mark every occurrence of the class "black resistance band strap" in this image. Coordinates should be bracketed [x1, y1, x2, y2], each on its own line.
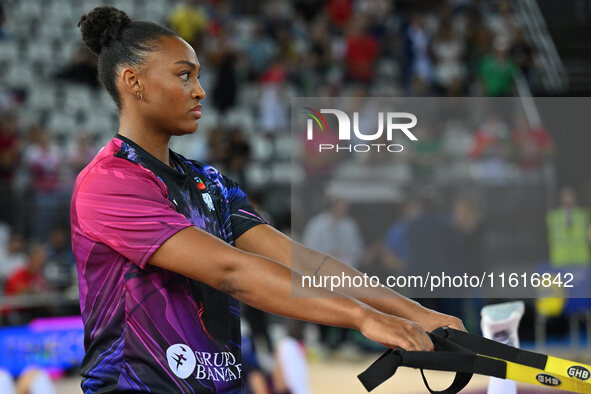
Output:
[357, 332, 507, 393]
[358, 327, 591, 393]
[431, 327, 547, 369]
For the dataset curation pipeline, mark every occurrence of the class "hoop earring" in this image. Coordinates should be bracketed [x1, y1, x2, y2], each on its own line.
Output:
[135, 91, 143, 101]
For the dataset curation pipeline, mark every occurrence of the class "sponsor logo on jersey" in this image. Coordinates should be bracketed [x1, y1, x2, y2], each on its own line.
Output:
[167, 344, 197, 379]
[202, 193, 215, 211]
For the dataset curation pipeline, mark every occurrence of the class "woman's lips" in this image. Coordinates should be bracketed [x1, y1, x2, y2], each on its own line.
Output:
[190, 105, 202, 119]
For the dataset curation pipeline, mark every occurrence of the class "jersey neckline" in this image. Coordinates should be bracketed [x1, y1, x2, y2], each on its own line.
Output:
[114, 133, 188, 179]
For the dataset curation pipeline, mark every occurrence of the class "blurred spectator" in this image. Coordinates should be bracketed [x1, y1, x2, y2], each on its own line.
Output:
[469, 114, 512, 184]
[431, 20, 466, 95]
[43, 228, 75, 290]
[0, 4, 10, 39]
[510, 29, 535, 81]
[302, 198, 364, 269]
[477, 36, 517, 96]
[486, 1, 520, 43]
[405, 195, 452, 274]
[0, 231, 27, 285]
[225, 127, 251, 188]
[411, 123, 444, 180]
[244, 25, 277, 80]
[241, 334, 270, 394]
[405, 13, 433, 94]
[65, 133, 98, 189]
[344, 16, 379, 84]
[0, 367, 56, 394]
[511, 114, 553, 170]
[464, 9, 493, 83]
[382, 199, 423, 275]
[327, 0, 353, 30]
[308, 19, 332, 81]
[273, 333, 311, 394]
[53, 47, 99, 88]
[293, 0, 324, 23]
[258, 61, 288, 135]
[210, 29, 239, 114]
[167, 0, 209, 47]
[0, 114, 21, 226]
[546, 187, 591, 268]
[22, 127, 64, 241]
[449, 197, 485, 274]
[207, 126, 230, 170]
[4, 243, 47, 296]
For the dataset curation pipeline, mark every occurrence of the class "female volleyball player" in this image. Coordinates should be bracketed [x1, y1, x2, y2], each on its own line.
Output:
[70, 6, 464, 393]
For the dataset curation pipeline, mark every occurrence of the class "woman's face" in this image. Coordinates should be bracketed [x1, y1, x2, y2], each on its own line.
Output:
[134, 35, 206, 136]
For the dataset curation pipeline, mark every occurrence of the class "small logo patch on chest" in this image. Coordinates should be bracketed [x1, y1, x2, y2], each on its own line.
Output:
[202, 192, 215, 211]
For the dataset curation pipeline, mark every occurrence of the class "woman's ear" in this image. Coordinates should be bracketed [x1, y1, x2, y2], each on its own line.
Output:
[120, 67, 144, 101]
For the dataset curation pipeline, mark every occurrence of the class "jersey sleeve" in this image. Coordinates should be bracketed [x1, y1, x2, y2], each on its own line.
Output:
[74, 160, 193, 268]
[222, 175, 268, 240]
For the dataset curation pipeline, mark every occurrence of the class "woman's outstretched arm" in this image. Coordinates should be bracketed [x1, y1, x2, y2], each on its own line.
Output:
[148, 226, 435, 351]
[235, 224, 466, 333]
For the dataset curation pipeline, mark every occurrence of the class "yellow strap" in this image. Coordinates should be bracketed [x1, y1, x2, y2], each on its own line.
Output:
[480, 354, 591, 393]
[545, 356, 591, 383]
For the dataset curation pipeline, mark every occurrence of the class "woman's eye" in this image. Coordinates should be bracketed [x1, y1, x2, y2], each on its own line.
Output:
[180, 71, 190, 81]
[197, 73, 201, 79]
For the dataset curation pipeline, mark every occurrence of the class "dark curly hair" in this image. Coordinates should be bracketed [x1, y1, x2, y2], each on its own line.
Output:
[78, 6, 178, 110]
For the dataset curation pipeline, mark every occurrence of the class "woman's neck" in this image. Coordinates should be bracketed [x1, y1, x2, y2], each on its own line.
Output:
[118, 112, 173, 168]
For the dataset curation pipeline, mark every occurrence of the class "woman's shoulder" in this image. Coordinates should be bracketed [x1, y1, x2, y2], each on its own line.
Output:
[75, 139, 166, 195]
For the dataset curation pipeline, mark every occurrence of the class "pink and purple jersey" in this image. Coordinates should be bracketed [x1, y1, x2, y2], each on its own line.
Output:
[70, 135, 267, 393]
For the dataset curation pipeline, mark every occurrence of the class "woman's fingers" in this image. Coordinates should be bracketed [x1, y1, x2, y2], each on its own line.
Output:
[360, 311, 434, 351]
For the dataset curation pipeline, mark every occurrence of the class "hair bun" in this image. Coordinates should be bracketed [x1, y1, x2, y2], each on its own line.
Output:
[78, 6, 131, 55]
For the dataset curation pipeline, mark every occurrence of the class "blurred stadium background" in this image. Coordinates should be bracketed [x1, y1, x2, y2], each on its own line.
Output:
[0, 0, 591, 392]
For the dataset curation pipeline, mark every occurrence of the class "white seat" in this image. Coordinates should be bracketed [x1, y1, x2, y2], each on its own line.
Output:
[274, 134, 293, 159]
[0, 41, 18, 59]
[63, 84, 94, 113]
[48, 111, 78, 135]
[271, 162, 293, 184]
[245, 163, 271, 188]
[5, 62, 35, 87]
[26, 83, 59, 111]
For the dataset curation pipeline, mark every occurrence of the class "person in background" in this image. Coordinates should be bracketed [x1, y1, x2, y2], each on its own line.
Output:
[44, 227, 76, 290]
[302, 198, 364, 269]
[0, 230, 27, 287]
[241, 334, 270, 394]
[344, 16, 379, 84]
[167, 0, 209, 48]
[0, 114, 21, 227]
[302, 198, 365, 351]
[0, 367, 56, 394]
[0, 4, 10, 40]
[509, 29, 534, 82]
[225, 127, 251, 189]
[65, 133, 99, 190]
[382, 199, 423, 276]
[22, 127, 64, 241]
[4, 242, 47, 296]
[477, 36, 517, 96]
[53, 46, 99, 89]
[511, 113, 553, 171]
[3, 242, 48, 325]
[546, 187, 591, 268]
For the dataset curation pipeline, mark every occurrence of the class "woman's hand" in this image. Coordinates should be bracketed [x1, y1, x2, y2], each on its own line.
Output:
[359, 309, 434, 351]
[411, 307, 467, 333]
